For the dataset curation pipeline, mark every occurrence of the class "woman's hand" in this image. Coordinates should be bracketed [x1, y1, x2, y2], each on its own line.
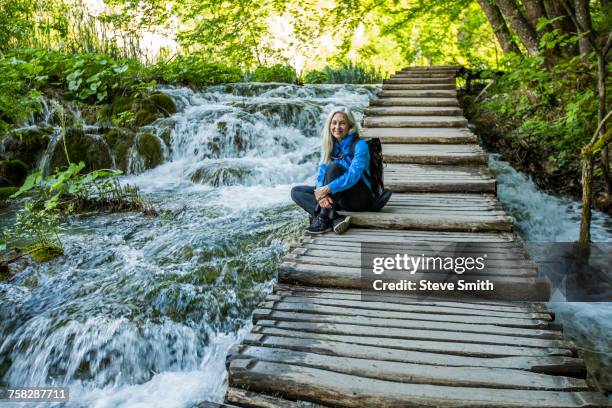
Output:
[314, 186, 331, 201]
[318, 196, 333, 209]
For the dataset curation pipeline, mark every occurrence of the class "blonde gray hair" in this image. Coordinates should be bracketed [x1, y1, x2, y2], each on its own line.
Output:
[320, 107, 361, 164]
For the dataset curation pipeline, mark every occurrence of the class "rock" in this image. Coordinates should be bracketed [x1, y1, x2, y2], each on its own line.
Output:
[0, 127, 52, 168]
[0, 187, 19, 199]
[0, 160, 28, 187]
[103, 128, 136, 172]
[49, 128, 113, 172]
[137, 133, 163, 169]
[147, 93, 177, 116]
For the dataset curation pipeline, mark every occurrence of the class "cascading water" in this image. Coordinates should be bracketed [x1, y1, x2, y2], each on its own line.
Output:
[0, 83, 378, 407]
[489, 154, 612, 394]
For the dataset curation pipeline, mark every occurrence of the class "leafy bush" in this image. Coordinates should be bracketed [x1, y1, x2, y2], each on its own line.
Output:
[153, 55, 243, 85]
[303, 62, 383, 84]
[248, 65, 297, 83]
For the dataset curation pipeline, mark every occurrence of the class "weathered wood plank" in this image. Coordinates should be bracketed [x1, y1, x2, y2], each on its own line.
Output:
[228, 359, 608, 407]
[272, 285, 551, 313]
[391, 73, 456, 78]
[365, 106, 463, 116]
[364, 115, 467, 128]
[248, 328, 576, 361]
[258, 300, 551, 328]
[382, 143, 487, 164]
[282, 254, 537, 277]
[361, 127, 476, 143]
[369, 97, 459, 107]
[301, 227, 520, 242]
[277, 263, 550, 301]
[252, 309, 561, 339]
[225, 387, 328, 408]
[384, 77, 456, 84]
[233, 346, 587, 391]
[377, 89, 457, 97]
[382, 83, 457, 90]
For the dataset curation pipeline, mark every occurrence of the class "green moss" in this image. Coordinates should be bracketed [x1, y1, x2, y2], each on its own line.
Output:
[25, 243, 64, 262]
[147, 93, 176, 115]
[133, 110, 156, 126]
[0, 160, 28, 187]
[49, 128, 113, 172]
[103, 128, 136, 172]
[158, 127, 172, 147]
[137, 133, 163, 169]
[0, 187, 19, 199]
[1, 127, 52, 168]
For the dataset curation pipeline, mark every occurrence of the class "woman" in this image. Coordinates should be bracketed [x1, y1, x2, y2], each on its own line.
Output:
[291, 107, 374, 235]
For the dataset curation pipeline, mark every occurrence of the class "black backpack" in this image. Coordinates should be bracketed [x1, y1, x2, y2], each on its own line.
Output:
[348, 137, 386, 198]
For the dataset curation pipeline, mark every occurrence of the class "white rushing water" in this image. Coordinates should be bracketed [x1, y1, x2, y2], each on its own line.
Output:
[489, 154, 612, 395]
[0, 83, 378, 407]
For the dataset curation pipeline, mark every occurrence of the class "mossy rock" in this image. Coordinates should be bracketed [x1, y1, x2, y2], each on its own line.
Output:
[147, 93, 176, 115]
[0, 187, 19, 199]
[50, 128, 113, 172]
[0, 160, 28, 187]
[24, 243, 64, 263]
[0, 127, 52, 168]
[137, 133, 163, 169]
[158, 127, 173, 147]
[133, 109, 157, 127]
[103, 128, 136, 173]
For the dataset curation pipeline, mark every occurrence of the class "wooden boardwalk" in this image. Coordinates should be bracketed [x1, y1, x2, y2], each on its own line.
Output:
[210, 66, 611, 407]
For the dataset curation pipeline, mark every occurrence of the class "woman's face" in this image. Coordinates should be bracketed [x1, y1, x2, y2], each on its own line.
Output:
[330, 112, 350, 140]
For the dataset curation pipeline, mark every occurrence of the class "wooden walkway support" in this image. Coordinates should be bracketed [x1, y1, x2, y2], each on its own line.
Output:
[213, 66, 611, 407]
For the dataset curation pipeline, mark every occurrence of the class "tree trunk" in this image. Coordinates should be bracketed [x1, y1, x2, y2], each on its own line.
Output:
[574, 0, 594, 54]
[523, 0, 548, 30]
[579, 154, 593, 243]
[597, 51, 611, 202]
[543, 0, 579, 57]
[495, 0, 540, 55]
[476, 0, 522, 54]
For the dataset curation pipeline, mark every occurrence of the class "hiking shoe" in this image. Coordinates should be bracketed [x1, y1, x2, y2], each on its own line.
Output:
[333, 215, 351, 235]
[305, 215, 332, 235]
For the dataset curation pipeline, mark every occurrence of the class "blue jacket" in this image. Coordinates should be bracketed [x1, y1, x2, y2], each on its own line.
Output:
[315, 133, 371, 194]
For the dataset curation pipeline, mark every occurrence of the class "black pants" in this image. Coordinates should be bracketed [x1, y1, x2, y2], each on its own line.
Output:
[291, 162, 374, 220]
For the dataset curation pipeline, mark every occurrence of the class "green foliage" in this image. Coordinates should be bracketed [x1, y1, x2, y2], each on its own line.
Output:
[6, 162, 157, 259]
[304, 62, 383, 84]
[248, 65, 297, 83]
[474, 50, 607, 170]
[153, 55, 243, 86]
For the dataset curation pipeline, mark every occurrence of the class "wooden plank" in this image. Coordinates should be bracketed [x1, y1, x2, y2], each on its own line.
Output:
[277, 263, 550, 301]
[253, 319, 566, 348]
[382, 83, 456, 90]
[252, 309, 561, 339]
[294, 243, 530, 261]
[382, 143, 487, 164]
[258, 300, 550, 328]
[339, 208, 513, 232]
[369, 97, 459, 107]
[228, 359, 608, 408]
[377, 89, 457, 97]
[233, 346, 587, 391]
[302, 227, 519, 242]
[265, 294, 550, 320]
[282, 254, 537, 277]
[365, 106, 462, 116]
[248, 329, 576, 361]
[364, 115, 467, 128]
[361, 127, 476, 143]
[384, 77, 456, 84]
[272, 285, 551, 314]
[391, 73, 456, 78]
[225, 387, 327, 408]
